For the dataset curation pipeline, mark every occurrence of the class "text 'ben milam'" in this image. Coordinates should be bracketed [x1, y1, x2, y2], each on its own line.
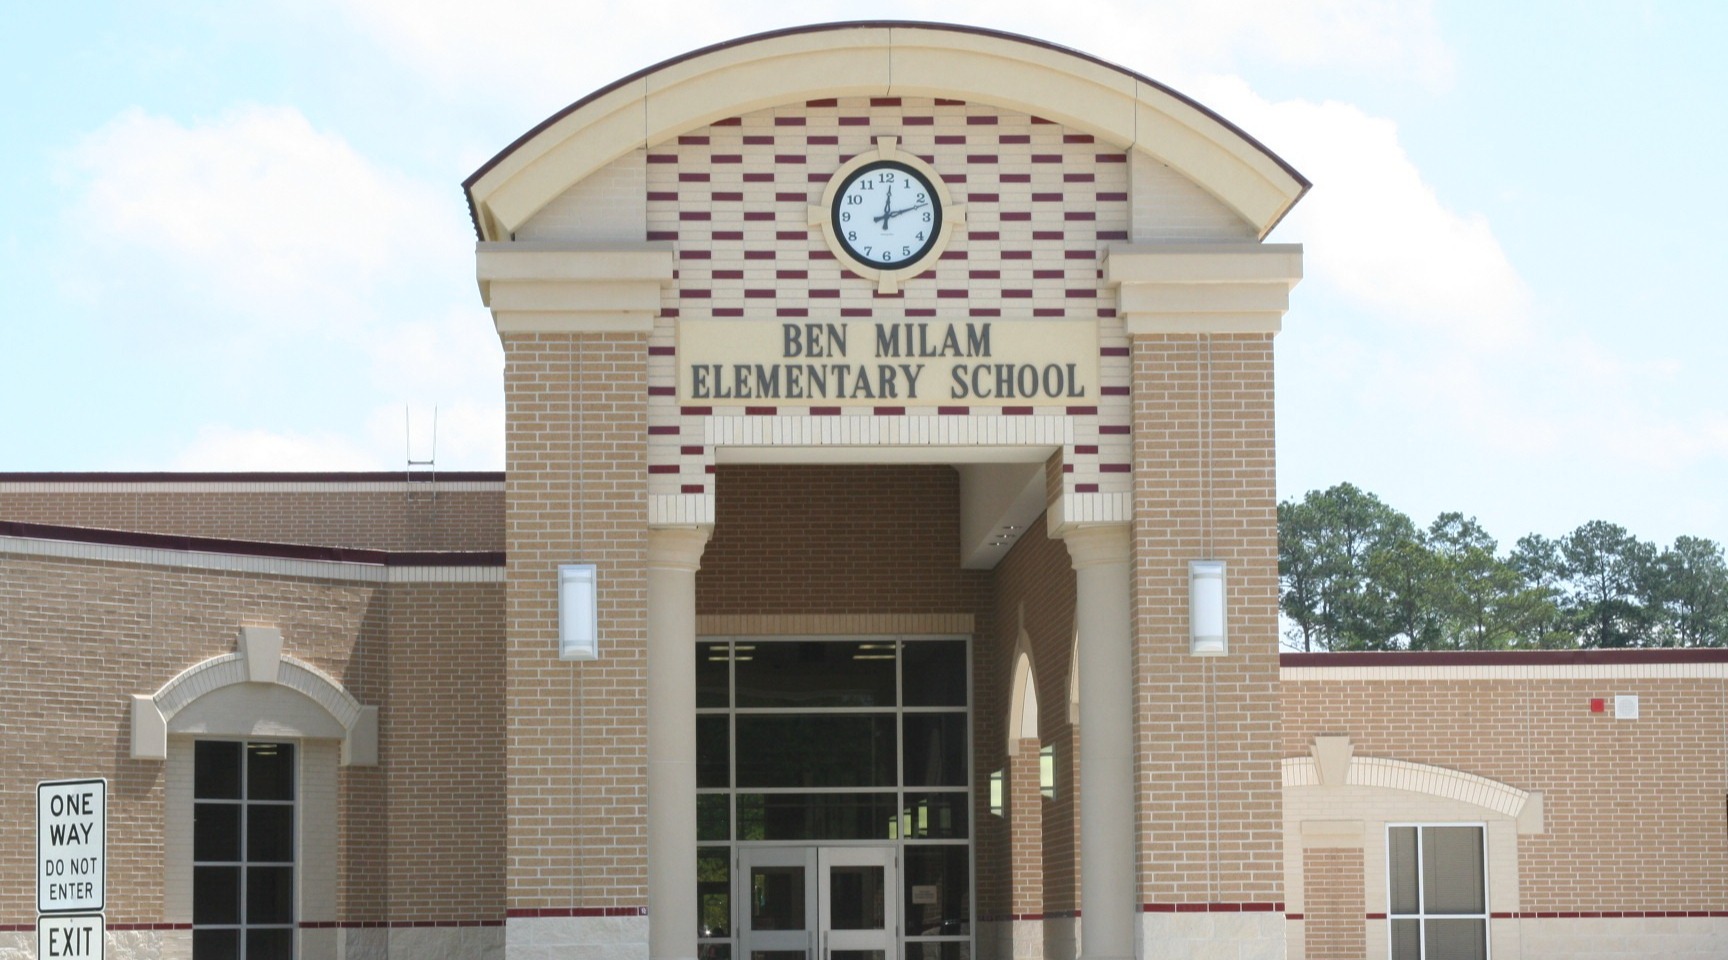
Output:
[687, 322, 1087, 401]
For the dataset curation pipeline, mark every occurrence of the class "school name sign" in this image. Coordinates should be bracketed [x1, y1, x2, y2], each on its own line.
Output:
[679, 320, 1098, 407]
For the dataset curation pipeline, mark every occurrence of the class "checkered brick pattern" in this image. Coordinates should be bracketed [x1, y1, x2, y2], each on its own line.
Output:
[643, 97, 1132, 524]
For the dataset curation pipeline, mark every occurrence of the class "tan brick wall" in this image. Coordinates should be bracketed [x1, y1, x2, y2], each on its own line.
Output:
[0, 485, 503, 551]
[502, 331, 650, 912]
[1302, 847, 1366, 960]
[0, 551, 503, 927]
[1283, 673, 1728, 913]
[1132, 333, 1283, 906]
[382, 582, 506, 922]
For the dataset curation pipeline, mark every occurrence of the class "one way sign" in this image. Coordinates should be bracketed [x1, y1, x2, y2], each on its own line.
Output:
[38, 779, 105, 915]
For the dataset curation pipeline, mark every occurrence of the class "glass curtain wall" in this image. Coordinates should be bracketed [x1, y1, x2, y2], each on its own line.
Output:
[696, 637, 973, 960]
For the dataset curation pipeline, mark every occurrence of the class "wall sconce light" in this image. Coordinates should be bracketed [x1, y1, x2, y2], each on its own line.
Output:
[1189, 560, 1227, 656]
[558, 564, 599, 660]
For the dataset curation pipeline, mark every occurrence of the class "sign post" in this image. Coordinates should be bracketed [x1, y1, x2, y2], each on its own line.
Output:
[38, 778, 106, 960]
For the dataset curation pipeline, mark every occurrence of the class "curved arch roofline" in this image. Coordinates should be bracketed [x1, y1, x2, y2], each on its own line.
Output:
[463, 21, 1308, 242]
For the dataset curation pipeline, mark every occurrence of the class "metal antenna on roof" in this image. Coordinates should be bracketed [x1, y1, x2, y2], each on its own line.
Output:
[406, 405, 438, 501]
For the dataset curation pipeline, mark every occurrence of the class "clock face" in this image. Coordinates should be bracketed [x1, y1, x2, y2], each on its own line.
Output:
[831, 160, 943, 270]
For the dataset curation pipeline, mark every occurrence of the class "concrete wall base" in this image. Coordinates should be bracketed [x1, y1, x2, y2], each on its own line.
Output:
[1141, 911, 1285, 960]
[977, 918, 1052, 960]
[504, 915, 648, 960]
[1514, 916, 1728, 959]
[338, 926, 504, 959]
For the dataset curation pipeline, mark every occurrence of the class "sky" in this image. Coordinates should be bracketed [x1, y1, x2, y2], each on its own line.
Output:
[2, 1, 1724, 554]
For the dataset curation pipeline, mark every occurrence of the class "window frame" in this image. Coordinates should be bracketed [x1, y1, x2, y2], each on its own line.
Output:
[191, 739, 300, 960]
[1385, 821, 1491, 960]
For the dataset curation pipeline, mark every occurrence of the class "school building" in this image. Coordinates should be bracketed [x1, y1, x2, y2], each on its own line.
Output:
[3, 22, 1724, 960]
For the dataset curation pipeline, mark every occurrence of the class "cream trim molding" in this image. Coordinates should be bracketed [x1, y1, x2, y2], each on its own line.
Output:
[131, 627, 379, 766]
[0, 532, 503, 583]
[476, 241, 675, 335]
[1104, 242, 1304, 335]
[465, 23, 1306, 242]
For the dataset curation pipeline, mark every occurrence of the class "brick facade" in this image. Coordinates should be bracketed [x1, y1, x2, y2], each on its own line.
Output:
[1301, 848, 1366, 959]
[1283, 663, 1728, 917]
[1133, 333, 1285, 909]
[0, 544, 505, 933]
[502, 331, 651, 912]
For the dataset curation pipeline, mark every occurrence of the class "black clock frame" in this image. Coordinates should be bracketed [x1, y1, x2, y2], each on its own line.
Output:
[830, 159, 945, 271]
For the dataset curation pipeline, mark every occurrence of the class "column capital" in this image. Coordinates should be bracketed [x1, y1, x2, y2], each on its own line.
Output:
[1056, 522, 1131, 570]
[1103, 242, 1302, 336]
[647, 525, 713, 572]
[477, 241, 675, 337]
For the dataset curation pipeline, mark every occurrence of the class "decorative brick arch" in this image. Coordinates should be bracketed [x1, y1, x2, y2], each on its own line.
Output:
[1283, 739, 1537, 824]
[129, 626, 378, 766]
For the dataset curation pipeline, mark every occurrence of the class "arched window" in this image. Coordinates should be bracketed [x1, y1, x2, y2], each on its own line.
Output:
[131, 626, 377, 960]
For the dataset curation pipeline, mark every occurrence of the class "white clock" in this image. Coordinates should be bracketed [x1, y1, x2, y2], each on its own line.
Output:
[832, 160, 941, 269]
[811, 137, 963, 294]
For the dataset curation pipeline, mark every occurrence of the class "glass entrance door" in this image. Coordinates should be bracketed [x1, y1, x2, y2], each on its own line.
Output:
[738, 846, 897, 960]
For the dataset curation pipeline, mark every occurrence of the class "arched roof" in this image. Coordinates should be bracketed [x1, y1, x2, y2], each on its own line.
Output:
[463, 22, 1308, 242]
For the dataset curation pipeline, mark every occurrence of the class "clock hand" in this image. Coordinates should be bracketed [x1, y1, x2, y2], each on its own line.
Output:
[882, 200, 929, 221]
[878, 184, 894, 229]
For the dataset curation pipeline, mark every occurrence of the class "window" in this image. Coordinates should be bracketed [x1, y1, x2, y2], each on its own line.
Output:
[193, 741, 296, 960]
[1388, 824, 1488, 960]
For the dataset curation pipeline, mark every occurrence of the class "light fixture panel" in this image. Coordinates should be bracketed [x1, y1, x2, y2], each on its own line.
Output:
[1189, 560, 1227, 656]
[558, 563, 599, 660]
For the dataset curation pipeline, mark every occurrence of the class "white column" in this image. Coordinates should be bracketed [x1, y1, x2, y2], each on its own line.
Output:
[1063, 523, 1136, 960]
[647, 525, 712, 960]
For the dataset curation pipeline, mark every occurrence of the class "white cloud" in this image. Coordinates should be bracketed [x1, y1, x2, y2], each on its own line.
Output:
[169, 397, 506, 473]
[65, 104, 460, 333]
[58, 104, 508, 470]
[363, 400, 506, 470]
[1192, 77, 1531, 346]
[311, 0, 1453, 109]
[171, 425, 387, 471]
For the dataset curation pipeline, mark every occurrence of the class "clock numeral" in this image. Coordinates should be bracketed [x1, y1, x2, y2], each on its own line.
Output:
[860, 180, 874, 191]
[841, 211, 851, 222]
[881, 250, 892, 262]
[916, 232, 925, 241]
[902, 246, 911, 257]
[922, 211, 932, 222]
[862, 246, 872, 255]
[847, 194, 864, 205]
[917, 193, 926, 202]
[847, 230, 857, 241]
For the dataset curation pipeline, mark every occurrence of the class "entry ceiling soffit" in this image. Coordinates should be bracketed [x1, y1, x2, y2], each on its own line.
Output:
[463, 21, 1309, 243]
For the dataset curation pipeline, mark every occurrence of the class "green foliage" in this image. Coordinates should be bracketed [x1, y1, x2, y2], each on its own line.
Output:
[1276, 486, 1727, 651]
